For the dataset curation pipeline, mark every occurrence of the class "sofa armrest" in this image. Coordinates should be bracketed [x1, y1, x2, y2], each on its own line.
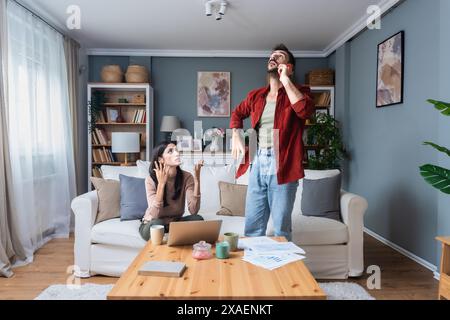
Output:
[70, 190, 99, 277]
[340, 190, 368, 277]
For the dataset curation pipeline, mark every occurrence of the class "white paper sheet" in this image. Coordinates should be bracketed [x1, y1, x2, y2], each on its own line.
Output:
[237, 236, 278, 250]
[247, 242, 306, 255]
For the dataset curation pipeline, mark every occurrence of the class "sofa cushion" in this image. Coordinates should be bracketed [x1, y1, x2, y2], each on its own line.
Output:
[182, 164, 236, 215]
[201, 212, 245, 236]
[90, 177, 121, 224]
[91, 218, 146, 249]
[302, 173, 342, 221]
[217, 181, 247, 217]
[119, 174, 147, 221]
[290, 215, 348, 245]
[101, 165, 143, 180]
[136, 160, 150, 178]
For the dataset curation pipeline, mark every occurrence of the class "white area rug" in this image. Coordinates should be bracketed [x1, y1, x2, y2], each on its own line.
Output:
[35, 282, 375, 300]
[319, 282, 375, 300]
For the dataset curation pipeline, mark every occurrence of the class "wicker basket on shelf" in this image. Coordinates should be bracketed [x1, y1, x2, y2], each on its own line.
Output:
[305, 69, 335, 86]
[100, 65, 123, 83]
[125, 65, 149, 83]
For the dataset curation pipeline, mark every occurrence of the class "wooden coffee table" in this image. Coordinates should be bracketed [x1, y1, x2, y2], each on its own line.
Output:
[107, 237, 326, 300]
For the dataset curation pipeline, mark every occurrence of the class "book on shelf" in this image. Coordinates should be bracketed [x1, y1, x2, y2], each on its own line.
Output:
[131, 110, 146, 123]
[138, 261, 186, 277]
[92, 166, 103, 178]
[315, 92, 331, 107]
[91, 132, 100, 145]
[98, 110, 107, 123]
[94, 128, 109, 145]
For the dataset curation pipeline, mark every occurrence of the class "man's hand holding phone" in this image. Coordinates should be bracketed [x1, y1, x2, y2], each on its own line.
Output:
[278, 63, 293, 79]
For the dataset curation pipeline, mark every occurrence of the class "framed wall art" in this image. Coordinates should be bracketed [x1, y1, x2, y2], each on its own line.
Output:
[197, 71, 230, 117]
[376, 31, 404, 108]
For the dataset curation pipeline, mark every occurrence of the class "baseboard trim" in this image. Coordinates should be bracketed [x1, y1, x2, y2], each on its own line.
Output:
[434, 271, 440, 281]
[363, 227, 438, 278]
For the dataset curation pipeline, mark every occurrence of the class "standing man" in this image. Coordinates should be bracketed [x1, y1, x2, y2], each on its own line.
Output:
[230, 44, 315, 241]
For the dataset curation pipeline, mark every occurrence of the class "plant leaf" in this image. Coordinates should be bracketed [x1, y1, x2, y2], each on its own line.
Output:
[420, 164, 450, 194]
[427, 99, 450, 116]
[423, 142, 450, 157]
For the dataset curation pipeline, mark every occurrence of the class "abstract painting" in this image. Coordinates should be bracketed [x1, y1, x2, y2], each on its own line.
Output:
[376, 31, 404, 107]
[197, 72, 230, 117]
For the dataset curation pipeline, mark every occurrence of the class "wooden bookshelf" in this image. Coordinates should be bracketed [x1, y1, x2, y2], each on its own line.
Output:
[96, 122, 147, 126]
[304, 86, 335, 168]
[87, 83, 153, 188]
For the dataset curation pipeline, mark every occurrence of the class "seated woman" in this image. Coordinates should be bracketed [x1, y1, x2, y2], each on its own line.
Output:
[139, 141, 204, 241]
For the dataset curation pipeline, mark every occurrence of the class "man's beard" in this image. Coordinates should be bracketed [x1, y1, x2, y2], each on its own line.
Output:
[267, 67, 278, 74]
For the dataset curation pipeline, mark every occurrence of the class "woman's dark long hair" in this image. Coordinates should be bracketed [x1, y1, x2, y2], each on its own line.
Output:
[149, 141, 184, 207]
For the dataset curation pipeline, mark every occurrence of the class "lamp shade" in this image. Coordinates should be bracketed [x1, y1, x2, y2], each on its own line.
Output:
[111, 132, 140, 153]
[160, 116, 180, 132]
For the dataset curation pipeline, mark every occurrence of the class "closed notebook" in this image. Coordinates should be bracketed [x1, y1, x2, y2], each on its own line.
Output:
[138, 261, 186, 277]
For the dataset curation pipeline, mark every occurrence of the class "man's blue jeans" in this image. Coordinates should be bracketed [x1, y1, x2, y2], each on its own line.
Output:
[244, 148, 299, 241]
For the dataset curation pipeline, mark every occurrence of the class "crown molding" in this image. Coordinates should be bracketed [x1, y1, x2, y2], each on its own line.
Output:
[85, 48, 327, 58]
[323, 0, 402, 56]
[18, 0, 400, 59]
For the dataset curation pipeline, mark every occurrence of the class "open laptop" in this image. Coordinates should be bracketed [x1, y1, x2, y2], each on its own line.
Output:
[167, 220, 222, 246]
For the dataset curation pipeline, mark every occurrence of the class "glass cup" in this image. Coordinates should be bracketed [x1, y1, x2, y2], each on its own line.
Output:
[215, 241, 230, 259]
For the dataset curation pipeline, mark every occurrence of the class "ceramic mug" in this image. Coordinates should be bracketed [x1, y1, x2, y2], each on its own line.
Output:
[223, 232, 239, 251]
[150, 225, 164, 245]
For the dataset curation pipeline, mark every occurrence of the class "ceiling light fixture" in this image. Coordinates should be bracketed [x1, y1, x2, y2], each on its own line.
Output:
[205, 0, 228, 20]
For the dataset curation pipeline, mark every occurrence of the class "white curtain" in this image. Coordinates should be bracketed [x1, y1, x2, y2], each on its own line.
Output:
[6, 1, 76, 259]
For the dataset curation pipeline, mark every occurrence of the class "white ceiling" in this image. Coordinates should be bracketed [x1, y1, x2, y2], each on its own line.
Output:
[21, 0, 400, 57]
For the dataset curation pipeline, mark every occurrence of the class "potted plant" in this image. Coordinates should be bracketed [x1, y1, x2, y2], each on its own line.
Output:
[419, 99, 450, 300]
[88, 91, 105, 133]
[305, 113, 346, 170]
[419, 99, 450, 194]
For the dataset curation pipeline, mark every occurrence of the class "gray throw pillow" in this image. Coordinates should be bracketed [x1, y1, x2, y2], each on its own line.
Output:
[119, 174, 147, 221]
[301, 173, 341, 221]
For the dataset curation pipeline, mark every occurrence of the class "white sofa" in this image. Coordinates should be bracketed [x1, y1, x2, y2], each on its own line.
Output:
[71, 162, 368, 279]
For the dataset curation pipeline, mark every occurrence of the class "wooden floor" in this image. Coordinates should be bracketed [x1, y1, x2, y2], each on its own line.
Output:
[0, 233, 439, 300]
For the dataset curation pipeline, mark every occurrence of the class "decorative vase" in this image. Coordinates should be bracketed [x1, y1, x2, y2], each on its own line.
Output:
[210, 136, 221, 152]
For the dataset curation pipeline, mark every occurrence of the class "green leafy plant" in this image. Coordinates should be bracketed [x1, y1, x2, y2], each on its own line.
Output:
[305, 113, 346, 170]
[419, 99, 450, 194]
[88, 91, 105, 133]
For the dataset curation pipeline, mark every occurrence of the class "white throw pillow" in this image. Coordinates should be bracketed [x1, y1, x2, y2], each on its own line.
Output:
[100, 165, 142, 181]
[136, 160, 151, 178]
[182, 164, 236, 214]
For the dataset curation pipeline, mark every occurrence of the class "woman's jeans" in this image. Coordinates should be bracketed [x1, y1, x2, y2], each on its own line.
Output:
[244, 148, 298, 241]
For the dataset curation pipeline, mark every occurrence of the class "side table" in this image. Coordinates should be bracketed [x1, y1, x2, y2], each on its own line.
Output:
[436, 236, 450, 300]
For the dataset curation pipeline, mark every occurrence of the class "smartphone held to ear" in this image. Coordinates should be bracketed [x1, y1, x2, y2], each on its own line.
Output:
[278, 63, 293, 76]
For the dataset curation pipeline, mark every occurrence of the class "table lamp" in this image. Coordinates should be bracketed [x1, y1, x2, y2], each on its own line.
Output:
[111, 132, 140, 166]
[160, 116, 181, 142]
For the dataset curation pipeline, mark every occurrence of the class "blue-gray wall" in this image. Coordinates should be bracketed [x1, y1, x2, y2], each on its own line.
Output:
[438, 0, 450, 263]
[88, 56, 329, 143]
[331, 0, 448, 267]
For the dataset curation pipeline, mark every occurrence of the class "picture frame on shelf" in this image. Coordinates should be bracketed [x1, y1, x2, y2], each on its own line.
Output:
[307, 149, 316, 159]
[315, 108, 329, 123]
[376, 30, 404, 108]
[108, 108, 119, 122]
[177, 136, 193, 152]
[192, 139, 203, 152]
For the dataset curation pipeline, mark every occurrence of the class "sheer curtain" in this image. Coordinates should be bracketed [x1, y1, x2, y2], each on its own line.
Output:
[6, 1, 76, 259]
